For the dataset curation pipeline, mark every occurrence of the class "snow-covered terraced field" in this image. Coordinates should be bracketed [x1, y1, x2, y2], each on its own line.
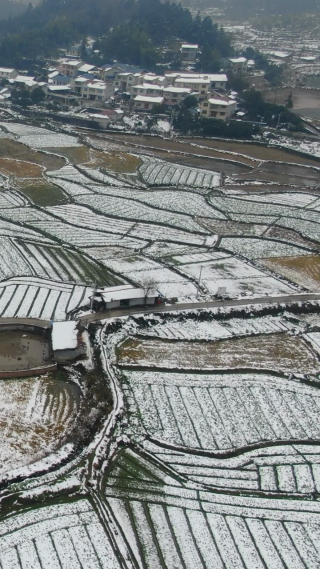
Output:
[0, 278, 91, 320]
[121, 370, 320, 452]
[179, 255, 296, 296]
[148, 441, 320, 494]
[139, 156, 221, 189]
[105, 448, 320, 569]
[0, 122, 81, 148]
[0, 499, 120, 568]
[76, 194, 207, 233]
[220, 237, 313, 259]
[137, 314, 296, 341]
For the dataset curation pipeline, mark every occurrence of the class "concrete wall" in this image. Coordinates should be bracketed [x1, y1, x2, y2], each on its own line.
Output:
[0, 363, 57, 379]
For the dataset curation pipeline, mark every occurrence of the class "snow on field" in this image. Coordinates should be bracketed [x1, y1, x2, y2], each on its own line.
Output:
[179, 256, 296, 296]
[105, 448, 320, 569]
[47, 204, 135, 235]
[220, 237, 313, 259]
[232, 192, 318, 208]
[121, 370, 320, 452]
[0, 278, 91, 320]
[0, 500, 121, 569]
[137, 314, 296, 341]
[0, 375, 78, 477]
[76, 193, 207, 234]
[139, 156, 221, 190]
[105, 260, 198, 299]
[0, 122, 81, 148]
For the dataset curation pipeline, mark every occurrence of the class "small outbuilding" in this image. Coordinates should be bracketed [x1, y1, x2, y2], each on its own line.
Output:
[52, 321, 86, 363]
[92, 285, 161, 311]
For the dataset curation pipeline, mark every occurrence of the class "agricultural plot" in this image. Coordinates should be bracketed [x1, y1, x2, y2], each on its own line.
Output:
[0, 122, 81, 149]
[76, 194, 207, 234]
[118, 333, 318, 373]
[0, 277, 92, 320]
[178, 255, 296, 296]
[0, 375, 79, 476]
[120, 370, 320, 451]
[261, 255, 320, 291]
[15, 240, 121, 286]
[137, 314, 296, 341]
[220, 237, 313, 259]
[105, 448, 320, 569]
[0, 499, 120, 569]
[139, 156, 221, 189]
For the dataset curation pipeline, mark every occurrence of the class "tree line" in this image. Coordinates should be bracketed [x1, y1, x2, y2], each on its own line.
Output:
[0, 0, 233, 69]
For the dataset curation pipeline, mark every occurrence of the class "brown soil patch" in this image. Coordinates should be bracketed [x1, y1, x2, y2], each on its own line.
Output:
[52, 145, 141, 173]
[0, 138, 64, 171]
[261, 255, 320, 292]
[118, 334, 319, 374]
[0, 158, 43, 178]
[266, 226, 319, 250]
[92, 133, 320, 168]
[0, 330, 51, 371]
[118, 334, 320, 373]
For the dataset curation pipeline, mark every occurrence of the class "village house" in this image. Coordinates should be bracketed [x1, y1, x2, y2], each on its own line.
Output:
[81, 79, 114, 102]
[180, 44, 199, 63]
[228, 57, 248, 75]
[51, 321, 86, 363]
[130, 83, 164, 98]
[200, 94, 237, 120]
[0, 68, 18, 80]
[58, 58, 84, 77]
[173, 77, 210, 97]
[92, 285, 160, 310]
[133, 95, 164, 111]
[163, 86, 193, 108]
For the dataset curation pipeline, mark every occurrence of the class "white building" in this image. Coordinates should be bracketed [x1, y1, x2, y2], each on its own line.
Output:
[93, 285, 159, 310]
[163, 86, 193, 107]
[133, 95, 164, 111]
[58, 59, 83, 77]
[131, 84, 164, 98]
[228, 57, 248, 75]
[174, 77, 210, 97]
[0, 68, 18, 80]
[200, 96, 237, 120]
[181, 44, 199, 63]
[81, 80, 114, 102]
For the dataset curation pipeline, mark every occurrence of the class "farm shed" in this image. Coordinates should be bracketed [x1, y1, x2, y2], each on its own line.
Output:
[52, 321, 86, 363]
[92, 285, 160, 310]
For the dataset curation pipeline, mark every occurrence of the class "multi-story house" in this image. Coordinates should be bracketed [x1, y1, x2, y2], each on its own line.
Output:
[180, 44, 199, 63]
[200, 95, 236, 120]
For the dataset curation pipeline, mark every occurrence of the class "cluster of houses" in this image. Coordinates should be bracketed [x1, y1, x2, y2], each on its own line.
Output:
[0, 47, 252, 125]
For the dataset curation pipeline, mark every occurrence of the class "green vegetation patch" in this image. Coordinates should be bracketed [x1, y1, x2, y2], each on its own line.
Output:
[17, 182, 67, 206]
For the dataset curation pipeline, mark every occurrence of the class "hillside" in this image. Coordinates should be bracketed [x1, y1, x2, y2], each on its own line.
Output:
[179, 0, 320, 17]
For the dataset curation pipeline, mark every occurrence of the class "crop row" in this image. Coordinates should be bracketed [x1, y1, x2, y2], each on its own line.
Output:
[139, 158, 221, 190]
[123, 371, 320, 452]
[0, 499, 119, 569]
[106, 449, 320, 569]
[0, 279, 91, 320]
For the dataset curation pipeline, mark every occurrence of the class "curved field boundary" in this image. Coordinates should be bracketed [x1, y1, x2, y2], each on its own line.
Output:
[0, 363, 57, 379]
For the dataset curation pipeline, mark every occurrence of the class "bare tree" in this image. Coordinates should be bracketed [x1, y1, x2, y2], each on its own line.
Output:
[141, 277, 158, 305]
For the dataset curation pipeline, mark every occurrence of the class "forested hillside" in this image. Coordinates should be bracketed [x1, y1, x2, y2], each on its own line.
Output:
[0, 0, 232, 68]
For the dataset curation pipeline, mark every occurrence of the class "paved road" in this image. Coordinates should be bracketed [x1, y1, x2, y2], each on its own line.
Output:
[79, 293, 320, 323]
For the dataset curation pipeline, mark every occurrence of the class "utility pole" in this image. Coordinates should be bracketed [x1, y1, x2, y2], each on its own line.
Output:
[196, 265, 203, 298]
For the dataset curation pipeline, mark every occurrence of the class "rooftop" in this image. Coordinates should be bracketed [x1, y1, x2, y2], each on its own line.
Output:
[52, 321, 78, 351]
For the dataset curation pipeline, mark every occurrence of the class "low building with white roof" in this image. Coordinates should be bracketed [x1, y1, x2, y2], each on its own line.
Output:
[163, 86, 193, 107]
[200, 95, 237, 120]
[0, 67, 18, 80]
[92, 285, 160, 310]
[133, 95, 164, 111]
[51, 321, 86, 363]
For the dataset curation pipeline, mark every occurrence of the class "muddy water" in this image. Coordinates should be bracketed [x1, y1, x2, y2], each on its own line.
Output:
[0, 330, 52, 372]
